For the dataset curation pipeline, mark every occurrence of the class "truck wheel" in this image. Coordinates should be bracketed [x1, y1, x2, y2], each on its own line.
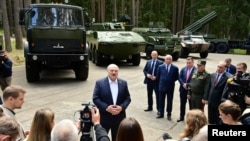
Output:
[208, 43, 216, 53]
[145, 45, 154, 59]
[200, 51, 208, 58]
[88, 49, 92, 61]
[216, 43, 229, 53]
[25, 61, 40, 82]
[171, 51, 179, 61]
[95, 51, 103, 66]
[74, 63, 88, 81]
[92, 49, 96, 63]
[180, 48, 189, 58]
[132, 54, 141, 66]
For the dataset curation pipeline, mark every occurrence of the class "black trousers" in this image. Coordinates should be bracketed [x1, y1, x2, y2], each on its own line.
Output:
[179, 90, 192, 119]
[159, 88, 174, 116]
[146, 81, 159, 111]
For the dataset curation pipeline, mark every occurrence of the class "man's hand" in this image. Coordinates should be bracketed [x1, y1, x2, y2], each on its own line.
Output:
[91, 107, 100, 125]
[106, 105, 122, 115]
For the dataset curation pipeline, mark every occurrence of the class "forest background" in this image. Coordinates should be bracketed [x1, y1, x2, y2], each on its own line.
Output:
[0, 0, 249, 65]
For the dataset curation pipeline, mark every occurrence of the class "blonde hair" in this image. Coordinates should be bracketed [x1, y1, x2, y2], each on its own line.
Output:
[179, 109, 208, 139]
[27, 108, 54, 141]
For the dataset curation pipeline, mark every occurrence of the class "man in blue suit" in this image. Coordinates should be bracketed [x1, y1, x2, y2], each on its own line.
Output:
[93, 64, 131, 141]
[225, 58, 236, 75]
[143, 51, 163, 113]
[157, 55, 179, 120]
[177, 57, 196, 122]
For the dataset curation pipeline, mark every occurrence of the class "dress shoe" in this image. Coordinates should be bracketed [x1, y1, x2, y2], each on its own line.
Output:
[144, 109, 152, 112]
[156, 115, 164, 118]
[177, 118, 184, 122]
[167, 115, 172, 121]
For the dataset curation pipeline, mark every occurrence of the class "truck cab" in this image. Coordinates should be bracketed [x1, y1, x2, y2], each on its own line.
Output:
[19, 3, 89, 82]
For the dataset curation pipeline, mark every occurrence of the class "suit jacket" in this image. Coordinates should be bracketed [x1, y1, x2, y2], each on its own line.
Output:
[0, 105, 26, 141]
[143, 59, 163, 84]
[178, 66, 197, 93]
[157, 64, 179, 92]
[204, 72, 232, 107]
[226, 64, 236, 75]
[93, 77, 131, 122]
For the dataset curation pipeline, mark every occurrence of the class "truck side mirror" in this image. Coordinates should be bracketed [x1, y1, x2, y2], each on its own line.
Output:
[19, 9, 25, 25]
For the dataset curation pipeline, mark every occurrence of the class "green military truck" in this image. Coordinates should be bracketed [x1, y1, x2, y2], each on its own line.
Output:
[87, 22, 146, 66]
[132, 22, 182, 61]
[19, 3, 89, 82]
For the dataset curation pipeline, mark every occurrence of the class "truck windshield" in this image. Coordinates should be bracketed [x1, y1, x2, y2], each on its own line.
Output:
[30, 7, 83, 27]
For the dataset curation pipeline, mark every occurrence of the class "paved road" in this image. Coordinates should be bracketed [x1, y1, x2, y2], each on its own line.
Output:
[9, 53, 250, 141]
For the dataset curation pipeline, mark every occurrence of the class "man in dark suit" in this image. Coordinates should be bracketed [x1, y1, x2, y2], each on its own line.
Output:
[225, 58, 236, 75]
[143, 50, 163, 113]
[93, 64, 131, 141]
[177, 57, 196, 122]
[156, 55, 179, 120]
[203, 61, 232, 124]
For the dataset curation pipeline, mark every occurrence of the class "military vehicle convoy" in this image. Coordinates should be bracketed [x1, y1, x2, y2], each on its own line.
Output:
[19, 3, 89, 82]
[132, 22, 182, 61]
[87, 22, 146, 66]
[205, 33, 250, 53]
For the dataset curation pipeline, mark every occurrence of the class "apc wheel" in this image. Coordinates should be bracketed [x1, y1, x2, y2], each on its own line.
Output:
[132, 54, 141, 66]
[94, 50, 103, 66]
[180, 48, 189, 58]
[208, 43, 216, 53]
[145, 45, 154, 59]
[200, 51, 208, 58]
[74, 62, 88, 81]
[25, 61, 40, 82]
[216, 43, 229, 53]
[172, 51, 179, 61]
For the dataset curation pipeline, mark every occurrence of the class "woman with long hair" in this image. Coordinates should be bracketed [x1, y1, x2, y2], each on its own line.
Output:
[25, 108, 55, 141]
[116, 117, 144, 141]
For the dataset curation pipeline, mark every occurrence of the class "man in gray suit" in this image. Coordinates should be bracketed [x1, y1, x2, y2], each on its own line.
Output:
[93, 64, 131, 141]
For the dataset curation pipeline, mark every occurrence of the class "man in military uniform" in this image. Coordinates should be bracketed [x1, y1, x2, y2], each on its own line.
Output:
[188, 60, 210, 111]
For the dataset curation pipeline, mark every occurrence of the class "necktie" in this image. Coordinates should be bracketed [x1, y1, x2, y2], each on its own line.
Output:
[186, 68, 191, 82]
[166, 65, 169, 74]
[151, 60, 156, 76]
[214, 74, 220, 86]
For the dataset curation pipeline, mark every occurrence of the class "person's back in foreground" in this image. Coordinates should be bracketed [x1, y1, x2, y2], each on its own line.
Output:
[116, 117, 144, 141]
[51, 119, 78, 141]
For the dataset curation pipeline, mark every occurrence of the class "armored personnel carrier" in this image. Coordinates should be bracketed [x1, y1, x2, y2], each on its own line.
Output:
[19, 3, 89, 82]
[179, 34, 210, 58]
[177, 11, 217, 58]
[87, 22, 146, 66]
[132, 22, 182, 61]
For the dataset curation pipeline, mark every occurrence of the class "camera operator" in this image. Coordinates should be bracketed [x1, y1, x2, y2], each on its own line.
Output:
[91, 107, 110, 141]
[0, 50, 13, 104]
[239, 95, 250, 125]
[222, 62, 250, 112]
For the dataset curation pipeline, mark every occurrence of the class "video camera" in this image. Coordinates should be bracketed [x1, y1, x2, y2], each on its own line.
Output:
[79, 102, 95, 141]
[0, 50, 5, 61]
[227, 71, 250, 110]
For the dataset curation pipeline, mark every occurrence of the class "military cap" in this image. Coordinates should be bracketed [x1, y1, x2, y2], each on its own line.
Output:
[197, 60, 206, 65]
